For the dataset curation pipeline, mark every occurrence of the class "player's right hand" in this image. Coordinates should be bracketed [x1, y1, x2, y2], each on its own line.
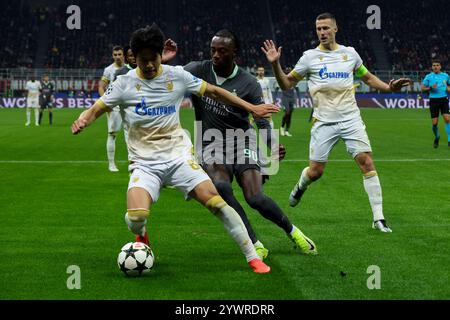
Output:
[251, 103, 280, 118]
[261, 40, 282, 63]
[71, 118, 88, 135]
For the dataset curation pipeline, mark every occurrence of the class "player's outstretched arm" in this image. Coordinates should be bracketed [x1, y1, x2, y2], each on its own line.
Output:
[71, 100, 108, 135]
[361, 71, 412, 92]
[161, 39, 177, 63]
[204, 83, 279, 118]
[261, 40, 298, 90]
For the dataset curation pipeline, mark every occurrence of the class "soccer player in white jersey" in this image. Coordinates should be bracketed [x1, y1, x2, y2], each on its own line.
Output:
[262, 12, 411, 233]
[256, 67, 274, 105]
[72, 24, 280, 273]
[25, 77, 41, 126]
[98, 46, 125, 172]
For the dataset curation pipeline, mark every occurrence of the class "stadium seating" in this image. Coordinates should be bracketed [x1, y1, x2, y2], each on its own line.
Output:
[3, 0, 449, 72]
[0, 2, 39, 68]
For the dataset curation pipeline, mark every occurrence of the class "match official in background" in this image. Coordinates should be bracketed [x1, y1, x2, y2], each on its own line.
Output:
[39, 74, 55, 126]
[421, 60, 450, 148]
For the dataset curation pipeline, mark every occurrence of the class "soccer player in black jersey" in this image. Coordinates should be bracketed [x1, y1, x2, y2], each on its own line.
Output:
[184, 30, 317, 258]
[39, 74, 55, 125]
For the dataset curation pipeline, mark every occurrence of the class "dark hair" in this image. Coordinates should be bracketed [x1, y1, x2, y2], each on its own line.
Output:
[130, 23, 165, 57]
[112, 45, 124, 53]
[432, 60, 441, 65]
[316, 12, 336, 23]
[214, 29, 240, 53]
[121, 45, 132, 64]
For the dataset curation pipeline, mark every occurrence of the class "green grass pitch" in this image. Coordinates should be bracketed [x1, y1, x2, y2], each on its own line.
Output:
[0, 107, 449, 300]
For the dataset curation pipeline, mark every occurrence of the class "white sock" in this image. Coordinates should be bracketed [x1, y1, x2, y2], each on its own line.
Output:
[298, 167, 313, 190]
[107, 134, 116, 164]
[363, 172, 384, 221]
[34, 109, 39, 124]
[207, 196, 259, 262]
[124, 212, 147, 237]
[26, 109, 31, 123]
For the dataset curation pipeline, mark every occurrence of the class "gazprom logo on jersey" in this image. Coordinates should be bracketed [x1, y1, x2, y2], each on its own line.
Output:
[135, 97, 176, 116]
[319, 65, 350, 79]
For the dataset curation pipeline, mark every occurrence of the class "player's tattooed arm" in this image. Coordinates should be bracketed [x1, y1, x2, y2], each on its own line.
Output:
[204, 83, 279, 118]
[71, 100, 109, 135]
[361, 71, 412, 92]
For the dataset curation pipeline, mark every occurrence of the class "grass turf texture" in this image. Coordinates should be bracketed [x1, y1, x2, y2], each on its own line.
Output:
[0, 107, 449, 300]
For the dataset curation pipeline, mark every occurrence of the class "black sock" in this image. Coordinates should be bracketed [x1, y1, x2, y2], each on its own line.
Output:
[38, 111, 43, 125]
[49, 112, 53, 125]
[281, 115, 286, 128]
[214, 180, 259, 244]
[286, 113, 292, 131]
[246, 193, 293, 234]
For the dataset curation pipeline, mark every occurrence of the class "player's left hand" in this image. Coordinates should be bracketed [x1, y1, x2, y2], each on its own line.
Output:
[388, 78, 412, 92]
[251, 103, 280, 118]
[162, 39, 177, 63]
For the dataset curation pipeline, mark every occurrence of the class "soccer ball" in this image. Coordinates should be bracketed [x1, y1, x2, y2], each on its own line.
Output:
[117, 242, 154, 276]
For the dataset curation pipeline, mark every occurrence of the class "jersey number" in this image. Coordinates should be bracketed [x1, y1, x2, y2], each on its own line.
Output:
[244, 149, 258, 162]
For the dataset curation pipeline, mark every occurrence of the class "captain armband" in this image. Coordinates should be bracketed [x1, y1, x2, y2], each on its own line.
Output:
[355, 64, 369, 78]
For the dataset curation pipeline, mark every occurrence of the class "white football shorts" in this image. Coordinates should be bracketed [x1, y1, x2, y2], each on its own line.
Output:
[128, 157, 210, 202]
[27, 97, 40, 108]
[107, 106, 123, 133]
[309, 116, 372, 162]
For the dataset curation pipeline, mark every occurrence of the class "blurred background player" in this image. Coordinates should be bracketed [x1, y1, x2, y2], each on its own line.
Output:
[263, 12, 411, 233]
[421, 60, 450, 148]
[256, 66, 275, 126]
[39, 74, 55, 126]
[25, 77, 41, 126]
[184, 30, 317, 259]
[255, 66, 279, 176]
[276, 66, 300, 137]
[72, 24, 279, 273]
[98, 45, 125, 172]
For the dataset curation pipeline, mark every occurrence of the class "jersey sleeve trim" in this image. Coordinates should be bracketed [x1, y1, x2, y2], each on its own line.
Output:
[196, 80, 207, 97]
[355, 64, 369, 78]
[97, 98, 112, 110]
[101, 76, 110, 83]
[290, 70, 304, 81]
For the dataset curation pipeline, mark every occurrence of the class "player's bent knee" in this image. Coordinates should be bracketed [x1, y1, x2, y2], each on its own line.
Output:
[308, 167, 324, 180]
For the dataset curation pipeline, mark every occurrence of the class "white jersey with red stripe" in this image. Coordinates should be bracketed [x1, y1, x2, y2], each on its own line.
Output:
[99, 65, 207, 165]
[290, 44, 363, 123]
